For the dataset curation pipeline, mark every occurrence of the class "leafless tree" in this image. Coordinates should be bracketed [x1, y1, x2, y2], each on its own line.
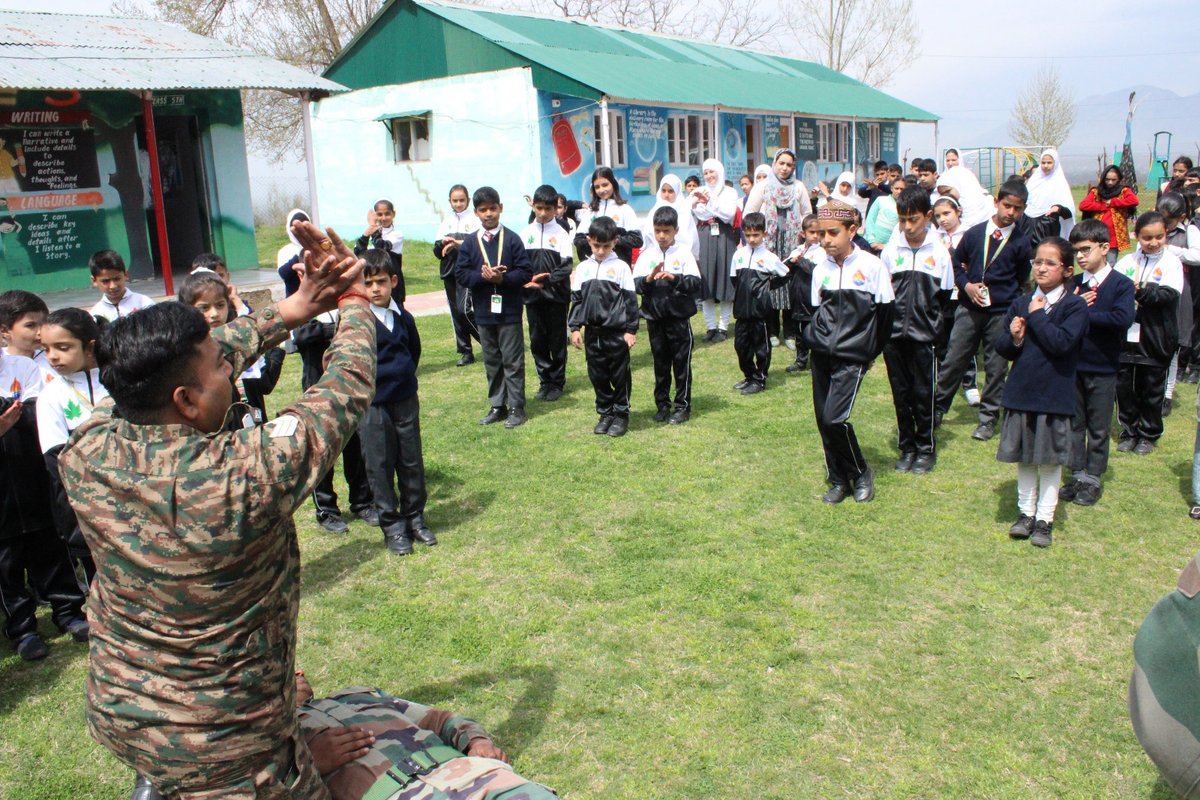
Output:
[535, 0, 776, 47]
[1008, 65, 1077, 149]
[784, 0, 916, 88]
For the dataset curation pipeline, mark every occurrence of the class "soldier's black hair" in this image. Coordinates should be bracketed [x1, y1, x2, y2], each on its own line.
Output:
[45, 307, 103, 348]
[742, 212, 766, 232]
[97, 302, 212, 424]
[472, 186, 501, 208]
[896, 186, 932, 216]
[587, 216, 617, 243]
[0, 289, 49, 328]
[652, 206, 678, 229]
[89, 249, 127, 277]
[1069, 219, 1111, 247]
[362, 249, 395, 278]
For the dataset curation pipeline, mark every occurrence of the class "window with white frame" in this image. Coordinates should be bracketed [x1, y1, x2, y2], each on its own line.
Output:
[817, 121, 848, 163]
[866, 123, 881, 162]
[389, 114, 430, 162]
[592, 109, 628, 168]
[667, 113, 714, 166]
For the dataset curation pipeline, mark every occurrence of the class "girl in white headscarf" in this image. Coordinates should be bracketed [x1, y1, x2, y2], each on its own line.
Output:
[643, 174, 698, 258]
[816, 171, 867, 215]
[692, 157, 740, 341]
[1025, 148, 1076, 238]
[935, 166, 995, 230]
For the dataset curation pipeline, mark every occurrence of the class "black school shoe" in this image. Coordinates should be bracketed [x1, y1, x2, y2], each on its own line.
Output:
[713, 330, 728, 343]
[911, 454, 936, 475]
[668, 409, 690, 425]
[1134, 439, 1156, 455]
[16, 633, 48, 661]
[456, 353, 475, 367]
[852, 468, 875, 503]
[894, 452, 916, 472]
[542, 386, 563, 401]
[384, 526, 414, 556]
[971, 421, 995, 441]
[704, 329, 718, 342]
[1009, 515, 1035, 539]
[654, 407, 671, 423]
[1116, 437, 1136, 453]
[1073, 483, 1101, 506]
[480, 406, 508, 425]
[606, 415, 629, 437]
[1030, 520, 1053, 548]
[1058, 480, 1080, 502]
[732, 380, 750, 391]
[822, 484, 850, 504]
[594, 415, 614, 434]
[409, 515, 437, 546]
[740, 382, 764, 395]
[504, 408, 527, 428]
[317, 512, 349, 534]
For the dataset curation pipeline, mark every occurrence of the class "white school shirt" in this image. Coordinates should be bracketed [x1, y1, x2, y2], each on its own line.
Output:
[1081, 264, 1113, 289]
[811, 247, 896, 308]
[36, 367, 107, 452]
[632, 242, 701, 280]
[730, 243, 788, 278]
[1115, 248, 1185, 343]
[369, 299, 403, 333]
[577, 200, 640, 235]
[90, 289, 155, 322]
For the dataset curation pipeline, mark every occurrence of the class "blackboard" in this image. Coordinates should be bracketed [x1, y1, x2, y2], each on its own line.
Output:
[9, 127, 101, 192]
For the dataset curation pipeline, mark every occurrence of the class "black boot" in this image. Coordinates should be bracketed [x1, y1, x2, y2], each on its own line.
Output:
[384, 525, 414, 556]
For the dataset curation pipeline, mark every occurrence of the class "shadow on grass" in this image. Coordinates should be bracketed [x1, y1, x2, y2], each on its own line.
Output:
[992, 478, 1018, 523]
[426, 464, 496, 534]
[1149, 777, 1180, 799]
[1171, 459, 1193, 505]
[402, 665, 558, 759]
[0, 624, 80, 717]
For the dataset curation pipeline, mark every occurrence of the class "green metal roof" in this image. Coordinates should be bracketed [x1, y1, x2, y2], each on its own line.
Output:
[325, 0, 936, 123]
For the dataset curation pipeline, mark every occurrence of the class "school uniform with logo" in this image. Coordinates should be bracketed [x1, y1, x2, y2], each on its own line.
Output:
[90, 289, 154, 322]
[805, 249, 895, 490]
[633, 242, 701, 414]
[881, 228, 955, 460]
[730, 243, 790, 390]
[569, 252, 639, 420]
[1115, 248, 1185, 445]
[521, 220, 574, 396]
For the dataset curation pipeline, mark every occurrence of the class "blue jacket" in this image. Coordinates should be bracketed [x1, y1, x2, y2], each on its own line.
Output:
[373, 306, 421, 405]
[454, 226, 532, 326]
[953, 220, 1033, 315]
[994, 290, 1089, 416]
[1070, 270, 1135, 375]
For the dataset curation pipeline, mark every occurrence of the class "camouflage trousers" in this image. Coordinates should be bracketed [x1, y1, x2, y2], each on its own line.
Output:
[152, 733, 330, 800]
[386, 756, 556, 800]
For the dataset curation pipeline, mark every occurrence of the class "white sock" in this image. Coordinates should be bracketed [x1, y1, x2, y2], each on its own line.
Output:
[1036, 464, 1061, 522]
[1017, 463, 1038, 516]
[702, 300, 717, 330]
[1167, 353, 1179, 400]
[718, 301, 732, 330]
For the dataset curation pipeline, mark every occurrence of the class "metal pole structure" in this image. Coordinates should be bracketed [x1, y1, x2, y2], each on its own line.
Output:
[300, 92, 320, 225]
[713, 105, 720, 163]
[933, 120, 940, 170]
[142, 92, 174, 295]
[599, 97, 611, 168]
[851, 116, 857, 178]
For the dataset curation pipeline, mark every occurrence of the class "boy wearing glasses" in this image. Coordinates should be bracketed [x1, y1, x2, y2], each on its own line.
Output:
[1060, 219, 1136, 506]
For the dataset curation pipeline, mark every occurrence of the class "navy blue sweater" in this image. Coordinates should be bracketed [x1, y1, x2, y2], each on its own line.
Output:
[1070, 270, 1135, 375]
[373, 306, 421, 405]
[994, 290, 1089, 416]
[454, 226, 532, 326]
[953, 220, 1032, 315]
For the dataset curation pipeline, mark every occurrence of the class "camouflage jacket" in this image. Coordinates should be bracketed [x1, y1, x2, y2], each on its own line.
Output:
[298, 688, 556, 800]
[59, 303, 376, 777]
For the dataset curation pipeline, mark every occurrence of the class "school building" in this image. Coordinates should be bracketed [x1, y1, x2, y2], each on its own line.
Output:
[313, 0, 938, 240]
[0, 10, 343, 295]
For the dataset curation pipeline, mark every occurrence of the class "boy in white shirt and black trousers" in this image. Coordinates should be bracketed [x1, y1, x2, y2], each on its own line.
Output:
[882, 187, 956, 474]
[633, 205, 702, 424]
[806, 201, 895, 504]
[521, 184, 574, 402]
[730, 212, 790, 394]
[569, 217, 640, 437]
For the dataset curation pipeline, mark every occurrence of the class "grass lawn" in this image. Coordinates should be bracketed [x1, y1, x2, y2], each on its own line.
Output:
[0, 307, 1193, 799]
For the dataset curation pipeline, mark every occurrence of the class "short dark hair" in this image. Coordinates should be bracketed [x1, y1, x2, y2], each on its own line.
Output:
[1037, 236, 1074, 269]
[191, 252, 226, 273]
[1157, 191, 1189, 221]
[684, 174, 701, 186]
[45, 307, 102, 348]
[587, 216, 617, 243]
[801, 214, 818, 228]
[98, 302, 211, 423]
[1187, 169, 1200, 180]
[1069, 218, 1110, 246]
[177, 272, 229, 308]
[472, 186, 501, 208]
[896, 186, 932, 216]
[996, 180, 1029, 204]
[872, 160, 888, 172]
[652, 206, 679, 228]
[918, 158, 938, 173]
[532, 184, 558, 206]
[0, 289, 48, 329]
[742, 211, 766, 232]
[1135, 210, 1166, 235]
[888, 163, 902, 173]
[362, 249, 395, 278]
[89, 249, 126, 277]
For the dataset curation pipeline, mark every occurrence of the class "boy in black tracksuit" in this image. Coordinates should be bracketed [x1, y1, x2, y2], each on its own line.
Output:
[881, 187, 955, 474]
[730, 212, 790, 394]
[569, 216, 640, 438]
[633, 206, 702, 424]
[806, 202, 895, 504]
[934, 180, 1033, 441]
[784, 217, 821, 373]
[521, 185, 574, 402]
[455, 186, 533, 428]
[1059, 219, 1136, 506]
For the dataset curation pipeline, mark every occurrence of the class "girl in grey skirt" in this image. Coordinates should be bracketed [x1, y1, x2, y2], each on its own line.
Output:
[993, 237, 1090, 548]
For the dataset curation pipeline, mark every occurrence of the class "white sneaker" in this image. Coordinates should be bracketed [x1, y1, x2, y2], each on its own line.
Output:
[769, 336, 781, 347]
[784, 338, 796, 351]
[965, 388, 981, 406]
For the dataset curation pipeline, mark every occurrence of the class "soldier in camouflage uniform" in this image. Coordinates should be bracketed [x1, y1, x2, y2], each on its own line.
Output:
[1131, 551, 1200, 798]
[59, 224, 373, 799]
[294, 675, 558, 800]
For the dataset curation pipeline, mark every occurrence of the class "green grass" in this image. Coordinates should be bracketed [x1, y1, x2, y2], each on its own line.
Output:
[0, 312, 1191, 799]
[255, 226, 445, 296]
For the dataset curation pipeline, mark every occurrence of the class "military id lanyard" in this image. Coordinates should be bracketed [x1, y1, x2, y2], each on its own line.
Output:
[479, 228, 505, 314]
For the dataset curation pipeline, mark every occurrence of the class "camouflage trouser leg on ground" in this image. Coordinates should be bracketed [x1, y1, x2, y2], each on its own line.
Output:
[159, 735, 330, 800]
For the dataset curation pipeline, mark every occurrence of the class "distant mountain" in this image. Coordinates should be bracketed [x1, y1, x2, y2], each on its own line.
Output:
[965, 84, 1200, 184]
